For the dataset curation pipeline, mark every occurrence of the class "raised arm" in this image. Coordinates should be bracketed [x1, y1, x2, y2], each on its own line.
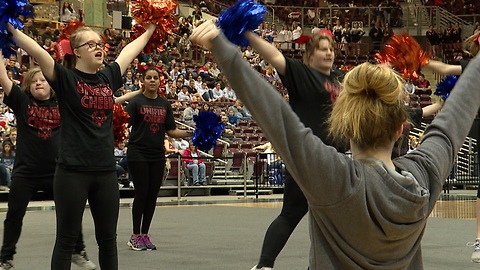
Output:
[423, 59, 462, 76]
[422, 99, 444, 118]
[7, 24, 55, 81]
[115, 24, 156, 75]
[0, 53, 13, 97]
[114, 89, 142, 104]
[244, 31, 287, 75]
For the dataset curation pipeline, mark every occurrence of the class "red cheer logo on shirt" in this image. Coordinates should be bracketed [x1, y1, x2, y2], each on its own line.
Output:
[139, 105, 166, 134]
[27, 104, 61, 140]
[76, 80, 114, 127]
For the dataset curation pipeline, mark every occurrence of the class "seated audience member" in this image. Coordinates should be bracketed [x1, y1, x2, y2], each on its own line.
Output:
[183, 143, 207, 186]
[223, 83, 237, 102]
[220, 114, 239, 141]
[173, 137, 189, 151]
[198, 82, 214, 102]
[227, 108, 239, 126]
[177, 85, 192, 104]
[212, 82, 225, 102]
[165, 136, 182, 157]
[182, 100, 199, 126]
[0, 140, 15, 190]
[229, 100, 252, 120]
[414, 73, 432, 95]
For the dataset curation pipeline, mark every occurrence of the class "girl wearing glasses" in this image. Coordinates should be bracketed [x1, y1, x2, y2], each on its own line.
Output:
[6, 22, 156, 269]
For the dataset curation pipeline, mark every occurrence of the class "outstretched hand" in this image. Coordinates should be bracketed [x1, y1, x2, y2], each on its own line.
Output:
[189, 20, 221, 51]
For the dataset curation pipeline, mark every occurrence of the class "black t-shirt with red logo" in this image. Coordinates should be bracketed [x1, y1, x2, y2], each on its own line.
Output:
[280, 57, 345, 149]
[4, 84, 60, 178]
[47, 62, 122, 171]
[126, 94, 176, 162]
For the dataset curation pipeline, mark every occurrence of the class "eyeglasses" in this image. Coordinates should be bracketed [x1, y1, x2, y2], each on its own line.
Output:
[76, 41, 105, 50]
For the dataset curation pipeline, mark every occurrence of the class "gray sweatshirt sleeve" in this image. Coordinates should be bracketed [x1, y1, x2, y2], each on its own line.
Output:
[412, 55, 480, 201]
[211, 34, 356, 206]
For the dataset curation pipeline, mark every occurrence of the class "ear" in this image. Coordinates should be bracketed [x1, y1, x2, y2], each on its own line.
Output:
[73, 48, 80, 58]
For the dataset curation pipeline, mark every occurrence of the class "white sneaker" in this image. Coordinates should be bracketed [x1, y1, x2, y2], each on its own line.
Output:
[129, 182, 134, 189]
[0, 260, 13, 270]
[468, 239, 480, 263]
[72, 250, 97, 269]
[250, 265, 273, 270]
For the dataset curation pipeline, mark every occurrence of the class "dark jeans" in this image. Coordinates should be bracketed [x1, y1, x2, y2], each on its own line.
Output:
[257, 170, 308, 268]
[128, 160, 165, 234]
[0, 164, 11, 187]
[52, 167, 119, 270]
[0, 176, 86, 262]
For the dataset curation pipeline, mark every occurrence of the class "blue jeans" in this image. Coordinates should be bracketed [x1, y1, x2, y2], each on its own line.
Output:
[0, 164, 11, 187]
[186, 163, 206, 184]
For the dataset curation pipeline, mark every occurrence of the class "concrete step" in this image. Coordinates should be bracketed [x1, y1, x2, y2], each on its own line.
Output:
[213, 179, 254, 185]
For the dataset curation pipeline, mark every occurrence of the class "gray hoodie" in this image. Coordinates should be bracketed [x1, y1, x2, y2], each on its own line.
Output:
[211, 33, 480, 269]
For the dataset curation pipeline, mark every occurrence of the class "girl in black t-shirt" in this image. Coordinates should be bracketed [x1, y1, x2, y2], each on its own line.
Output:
[125, 67, 192, 251]
[0, 63, 96, 269]
[7, 21, 156, 269]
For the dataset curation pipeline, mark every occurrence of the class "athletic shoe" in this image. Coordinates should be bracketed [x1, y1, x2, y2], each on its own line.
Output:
[142, 234, 157, 250]
[72, 250, 97, 269]
[250, 265, 273, 270]
[128, 235, 147, 251]
[0, 260, 13, 270]
[468, 238, 480, 262]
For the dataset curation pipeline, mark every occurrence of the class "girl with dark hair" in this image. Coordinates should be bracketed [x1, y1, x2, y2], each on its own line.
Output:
[0, 64, 95, 269]
[125, 67, 192, 251]
[7, 19, 156, 268]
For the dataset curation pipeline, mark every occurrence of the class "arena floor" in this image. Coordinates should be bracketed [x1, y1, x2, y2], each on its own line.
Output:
[0, 190, 479, 269]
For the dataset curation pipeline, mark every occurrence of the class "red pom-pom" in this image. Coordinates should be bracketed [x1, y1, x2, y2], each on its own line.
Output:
[58, 20, 85, 40]
[130, 0, 178, 54]
[375, 33, 430, 80]
[113, 104, 130, 147]
[296, 35, 312, 45]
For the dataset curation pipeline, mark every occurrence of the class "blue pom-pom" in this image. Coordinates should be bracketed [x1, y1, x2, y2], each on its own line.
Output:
[217, 0, 266, 47]
[435, 75, 458, 100]
[0, 0, 32, 56]
[192, 111, 225, 152]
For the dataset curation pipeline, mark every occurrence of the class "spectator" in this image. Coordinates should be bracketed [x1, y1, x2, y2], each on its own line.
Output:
[369, 21, 384, 52]
[177, 85, 192, 104]
[414, 74, 432, 95]
[198, 82, 214, 102]
[291, 21, 302, 49]
[229, 100, 252, 121]
[182, 100, 199, 126]
[173, 137, 189, 151]
[227, 108, 238, 126]
[278, 24, 293, 50]
[212, 82, 225, 101]
[183, 143, 207, 186]
[223, 83, 237, 102]
[426, 25, 440, 59]
[350, 22, 365, 55]
[0, 140, 14, 190]
[60, 1, 77, 22]
[220, 114, 238, 141]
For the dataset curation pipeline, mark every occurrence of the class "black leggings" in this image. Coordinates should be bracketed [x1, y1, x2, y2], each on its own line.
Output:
[0, 176, 86, 262]
[51, 167, 119, 270]
[257, 170, 308, 268]
[128, 160, 165, 234]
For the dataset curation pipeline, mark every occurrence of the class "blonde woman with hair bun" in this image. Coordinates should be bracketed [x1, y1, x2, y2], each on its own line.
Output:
[329, 63, 408, 154]
[190, 20, 480, 269]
